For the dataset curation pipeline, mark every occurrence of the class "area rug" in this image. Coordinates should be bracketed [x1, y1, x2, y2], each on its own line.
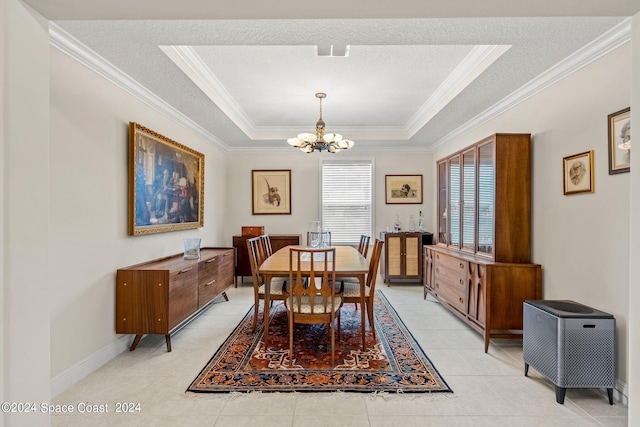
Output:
[187, 291, 452, 393]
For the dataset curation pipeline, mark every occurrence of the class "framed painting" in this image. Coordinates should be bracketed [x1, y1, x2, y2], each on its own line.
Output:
[385, 174, 423, 204]
[128, 122, 204, 235]
[608, 107, 630, 175]
[563, 150, 594, 195]
[252, 170, 291, 215]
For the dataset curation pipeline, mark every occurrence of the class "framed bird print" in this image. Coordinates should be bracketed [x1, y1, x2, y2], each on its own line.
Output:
[252, 170, 291, 215]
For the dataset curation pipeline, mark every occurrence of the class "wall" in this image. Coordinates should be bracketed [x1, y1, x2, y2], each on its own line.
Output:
[224, 152, 433, 245]
[3, 1, 51, 425]
[433, 42, 632, 398]
[627, 11, 639, 424]
[48, 47, 229, 385]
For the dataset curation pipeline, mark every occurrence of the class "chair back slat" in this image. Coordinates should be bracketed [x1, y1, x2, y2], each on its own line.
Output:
[246, 236, 264, 289]
[366, 239, 384, 291]
[288, 247, 336, 315]
[358, 235, 371, 258]
[260, 234, 273, 257]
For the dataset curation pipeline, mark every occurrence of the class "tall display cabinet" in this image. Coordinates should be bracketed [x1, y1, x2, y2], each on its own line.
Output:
[425, 133, 542, 352]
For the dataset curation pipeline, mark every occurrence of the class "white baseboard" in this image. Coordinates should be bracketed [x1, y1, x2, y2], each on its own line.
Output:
[614, 379, 628, 406]
[50, 335, 129, 398]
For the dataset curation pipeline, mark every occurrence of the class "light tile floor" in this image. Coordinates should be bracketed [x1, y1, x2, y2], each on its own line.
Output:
[52, 281, 628, 426]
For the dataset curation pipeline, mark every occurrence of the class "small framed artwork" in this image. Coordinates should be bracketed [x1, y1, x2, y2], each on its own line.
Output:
[607, 107, 631, 175]
[128, 122, 204, 235]
[563, 150, 594, 195]
[252, 170, 291, 215]
[385, 174, 423, 204]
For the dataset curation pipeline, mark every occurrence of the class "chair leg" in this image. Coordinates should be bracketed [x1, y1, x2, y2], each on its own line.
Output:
[366, 298, 375, 339]
[289, 313, 294, 368]
[330, 315, 335, 366]
[252, 298, 259, 332]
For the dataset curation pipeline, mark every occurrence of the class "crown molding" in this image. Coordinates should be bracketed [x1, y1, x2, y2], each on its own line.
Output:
[405, 44, 511, 138]
[49, 23, 230, 151]
[430, 18, 632, 152]
[50, 18, 631, 154]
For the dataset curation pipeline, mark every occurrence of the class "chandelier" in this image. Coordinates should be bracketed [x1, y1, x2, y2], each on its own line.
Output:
[287, 93, 355, 153]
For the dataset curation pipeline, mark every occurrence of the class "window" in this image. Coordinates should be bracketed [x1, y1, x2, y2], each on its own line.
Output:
[320, 159, 373, 245]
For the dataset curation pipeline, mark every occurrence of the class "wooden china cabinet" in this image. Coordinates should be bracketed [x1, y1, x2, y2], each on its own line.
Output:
[424, 133, 542, 352]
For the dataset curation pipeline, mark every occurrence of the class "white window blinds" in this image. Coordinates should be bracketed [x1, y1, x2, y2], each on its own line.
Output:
[320, 159, 373, 245]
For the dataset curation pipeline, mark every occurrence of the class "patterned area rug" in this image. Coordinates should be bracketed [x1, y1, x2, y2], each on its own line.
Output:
[187, 291, 452, 393]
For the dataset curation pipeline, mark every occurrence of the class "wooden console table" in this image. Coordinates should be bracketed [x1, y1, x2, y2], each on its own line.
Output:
[116, 247, 234, 351]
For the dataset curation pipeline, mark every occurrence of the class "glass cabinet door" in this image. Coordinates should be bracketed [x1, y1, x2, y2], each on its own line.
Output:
[461, 148, 476, 252]
[477, 141, 495, 256]
[448, 156, 461, 248]
[437, 161, 447, 244]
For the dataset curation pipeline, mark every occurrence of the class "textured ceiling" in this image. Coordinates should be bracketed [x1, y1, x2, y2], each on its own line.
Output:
[28, 1, 638, 152]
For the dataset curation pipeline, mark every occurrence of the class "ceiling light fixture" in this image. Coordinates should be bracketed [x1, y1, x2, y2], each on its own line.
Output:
[287, 93, 355, 153]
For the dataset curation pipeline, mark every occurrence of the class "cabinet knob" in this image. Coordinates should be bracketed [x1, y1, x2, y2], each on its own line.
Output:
[459, 279, 463, 285]
[459, 297, 464, 304]
[435, 283, 439, 289]
[436, 268, 439, 273]
[436, 254, 439, 259]
[459, 263, 464, 269]
[158, 283, 162, 287]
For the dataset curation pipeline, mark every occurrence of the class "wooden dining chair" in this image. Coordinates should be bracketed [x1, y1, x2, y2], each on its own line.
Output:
[339, 238, 384, 337]
[260, 234, 287, 288]
[285, 247, 342, 366]
[357, 235, 371, 258]
[339, 234, 370, 289]
[247, 236, 287, 333]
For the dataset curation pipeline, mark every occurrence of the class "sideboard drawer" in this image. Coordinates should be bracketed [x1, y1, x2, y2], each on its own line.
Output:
[198, 256, 220, 307]
[168, 266, 198, 329]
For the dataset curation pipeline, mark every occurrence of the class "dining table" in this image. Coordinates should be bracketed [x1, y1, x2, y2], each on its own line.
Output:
[259, 245, 370, 350]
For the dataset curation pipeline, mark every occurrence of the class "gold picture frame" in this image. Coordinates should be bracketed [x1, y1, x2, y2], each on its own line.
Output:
[385, 174, 423, 204]
[563, 150, 594, 195]
[128, 122, 204, 235]
[607, 107, 630, 175]
[252, 170, 292, 215]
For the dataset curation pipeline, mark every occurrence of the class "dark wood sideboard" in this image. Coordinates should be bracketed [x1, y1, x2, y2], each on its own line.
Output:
[233, 234, 301, 285]
[116, 247, 234, 351]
